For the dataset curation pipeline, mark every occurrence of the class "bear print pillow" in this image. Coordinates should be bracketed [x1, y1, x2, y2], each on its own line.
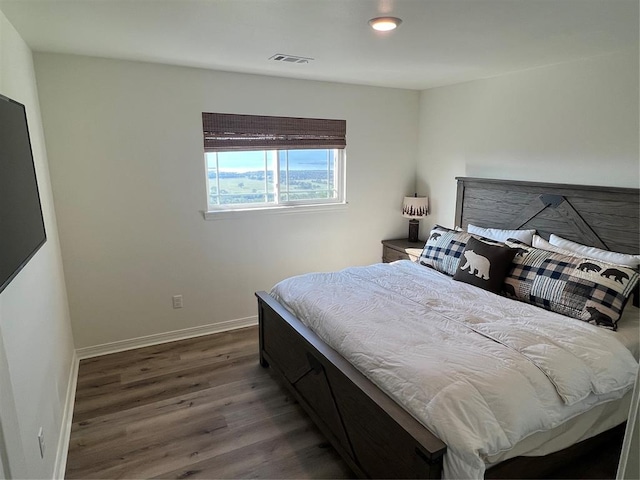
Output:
[453, 237, 517, 294]
[504, 239, 639, 330]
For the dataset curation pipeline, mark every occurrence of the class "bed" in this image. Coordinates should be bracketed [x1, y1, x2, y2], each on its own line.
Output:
[256, 177, 640, 479]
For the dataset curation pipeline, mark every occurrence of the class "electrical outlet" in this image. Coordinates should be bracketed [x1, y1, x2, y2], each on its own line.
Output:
[172, 295, 183, 309]
[37, 427, 45, 459]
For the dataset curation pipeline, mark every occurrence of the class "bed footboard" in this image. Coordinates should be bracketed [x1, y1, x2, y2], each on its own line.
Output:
[256, 291, 446, 479]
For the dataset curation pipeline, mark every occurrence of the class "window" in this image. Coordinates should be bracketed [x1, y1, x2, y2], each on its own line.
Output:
[202, 113, 346, 213]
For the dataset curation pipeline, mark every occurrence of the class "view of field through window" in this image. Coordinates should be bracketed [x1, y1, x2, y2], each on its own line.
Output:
[206, 149, 338, 206]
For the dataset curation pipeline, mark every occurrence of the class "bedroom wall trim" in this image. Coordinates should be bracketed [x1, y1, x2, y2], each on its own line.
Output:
[54, 350, 79, 480]
[75, 316, 258, 360]
[203, 202, 348, 220]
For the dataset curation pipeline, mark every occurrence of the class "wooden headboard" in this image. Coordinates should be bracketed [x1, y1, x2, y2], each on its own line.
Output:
[455, 177, 640, 255]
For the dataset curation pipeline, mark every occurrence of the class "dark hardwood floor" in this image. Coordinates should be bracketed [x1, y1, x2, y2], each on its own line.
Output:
[65, 326, 354, 479]
[66, 325, 624, 479]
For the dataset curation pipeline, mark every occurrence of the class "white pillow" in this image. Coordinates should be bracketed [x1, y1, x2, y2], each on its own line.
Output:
[532, 235, 576, 255]
[467, 224, 536, 245]
[549, 233, 640, 268]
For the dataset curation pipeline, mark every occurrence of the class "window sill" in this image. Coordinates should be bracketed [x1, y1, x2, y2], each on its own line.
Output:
[202, 202, 349, 220]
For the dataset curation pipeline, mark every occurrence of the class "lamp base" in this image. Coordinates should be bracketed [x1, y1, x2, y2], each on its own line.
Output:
[408, 219, 419, 243]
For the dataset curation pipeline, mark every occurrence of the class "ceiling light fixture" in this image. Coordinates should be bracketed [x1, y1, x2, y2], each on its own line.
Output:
[368, 16, 402, 32]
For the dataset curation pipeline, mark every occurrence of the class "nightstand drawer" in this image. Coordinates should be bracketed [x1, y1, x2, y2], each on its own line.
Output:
[381, 239, 424, 263]
[383, 247, 411, 263]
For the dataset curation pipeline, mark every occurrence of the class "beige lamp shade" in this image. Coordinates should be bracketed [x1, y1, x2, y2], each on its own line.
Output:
[402, 196, 428, 219]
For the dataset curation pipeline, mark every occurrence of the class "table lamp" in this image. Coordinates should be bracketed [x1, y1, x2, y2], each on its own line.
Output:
[402, 194, 428, 242]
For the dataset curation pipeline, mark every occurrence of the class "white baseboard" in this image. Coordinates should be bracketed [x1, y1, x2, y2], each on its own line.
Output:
[53, 350, 79, 480]
[75, 316, 258, 360]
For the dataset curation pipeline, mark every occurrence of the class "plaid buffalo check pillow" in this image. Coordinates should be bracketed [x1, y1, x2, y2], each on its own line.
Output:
[419, 225, 502, 276]
[419, 226, 472, 276]
[504, 239, 639, 330]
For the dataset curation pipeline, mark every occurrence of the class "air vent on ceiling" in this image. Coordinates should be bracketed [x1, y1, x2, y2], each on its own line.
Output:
[269, 53, 314, 64]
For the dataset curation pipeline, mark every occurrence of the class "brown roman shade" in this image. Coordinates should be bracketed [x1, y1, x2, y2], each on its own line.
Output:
[202, 112, 346, 152]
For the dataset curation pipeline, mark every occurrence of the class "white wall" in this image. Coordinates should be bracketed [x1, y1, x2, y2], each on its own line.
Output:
[33, 53, 419, 349]
[0, 10, 75, 479]
[416, 49, 640, 477]
[417, 50, 640, 230]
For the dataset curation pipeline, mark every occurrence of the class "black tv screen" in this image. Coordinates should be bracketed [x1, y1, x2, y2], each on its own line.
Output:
[0, 94, 47, 293]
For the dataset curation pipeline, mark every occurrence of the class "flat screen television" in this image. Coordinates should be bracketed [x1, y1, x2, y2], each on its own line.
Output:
[0, 93, 47, 294]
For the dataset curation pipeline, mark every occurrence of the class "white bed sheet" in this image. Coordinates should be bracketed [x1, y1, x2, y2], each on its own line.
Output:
[271, 260, 639, 479]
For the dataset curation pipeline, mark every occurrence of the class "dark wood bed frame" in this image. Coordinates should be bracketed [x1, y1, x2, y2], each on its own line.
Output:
[256, 177, 640, 479]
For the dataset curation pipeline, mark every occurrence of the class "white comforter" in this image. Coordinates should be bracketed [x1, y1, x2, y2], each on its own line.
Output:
[271, 260, 639, 479]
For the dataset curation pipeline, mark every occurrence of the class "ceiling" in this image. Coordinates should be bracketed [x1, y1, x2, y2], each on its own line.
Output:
[0, 0, 637, 90]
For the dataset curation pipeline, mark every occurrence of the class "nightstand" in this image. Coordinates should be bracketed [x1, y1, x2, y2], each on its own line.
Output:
[381, 239, 425, 263]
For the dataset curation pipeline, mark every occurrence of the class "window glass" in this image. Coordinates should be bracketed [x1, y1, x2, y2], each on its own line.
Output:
[206, 148, 343, 210]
